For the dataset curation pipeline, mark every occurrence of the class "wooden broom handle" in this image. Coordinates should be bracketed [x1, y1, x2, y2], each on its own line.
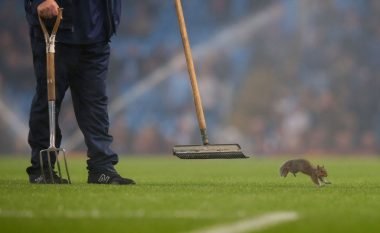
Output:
[174, 0, 209, 144]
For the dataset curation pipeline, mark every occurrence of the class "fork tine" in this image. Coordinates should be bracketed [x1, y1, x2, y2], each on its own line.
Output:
[55, 150, 63, 184]
[39, 150, 47, 184]
[46, 150, 55, 184]
[61, 149, 71, 184]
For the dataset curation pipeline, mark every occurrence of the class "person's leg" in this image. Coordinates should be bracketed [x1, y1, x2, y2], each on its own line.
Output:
[26, 38, 70, 179]
[69, 42, 118, 173]
[69, 42, 134, 185]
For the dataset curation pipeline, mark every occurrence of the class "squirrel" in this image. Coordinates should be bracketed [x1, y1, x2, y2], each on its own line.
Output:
[280, 159, 331, 186]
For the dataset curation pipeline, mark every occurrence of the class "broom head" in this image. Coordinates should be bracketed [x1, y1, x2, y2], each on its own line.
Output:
[173, 144, 248, 159]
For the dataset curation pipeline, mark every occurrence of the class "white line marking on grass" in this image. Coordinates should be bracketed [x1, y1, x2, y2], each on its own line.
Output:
[0, 209, 219, 219]
[0, 209, 35, 218]
[188, 211, 299, 233]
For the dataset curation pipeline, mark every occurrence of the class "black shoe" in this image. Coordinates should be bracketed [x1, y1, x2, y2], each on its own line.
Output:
[29, 172, 69, 184]
[88, 172, 136, 185]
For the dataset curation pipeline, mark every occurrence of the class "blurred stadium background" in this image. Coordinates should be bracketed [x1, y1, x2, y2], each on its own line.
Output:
[0, 0, 379, 156]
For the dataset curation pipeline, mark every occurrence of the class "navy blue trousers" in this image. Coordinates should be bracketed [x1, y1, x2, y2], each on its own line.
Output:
[26, 36, 118, 175]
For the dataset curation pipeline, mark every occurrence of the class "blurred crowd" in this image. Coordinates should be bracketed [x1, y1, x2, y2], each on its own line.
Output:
[237, 0, 380, 155]
[0, 0, 379, 155]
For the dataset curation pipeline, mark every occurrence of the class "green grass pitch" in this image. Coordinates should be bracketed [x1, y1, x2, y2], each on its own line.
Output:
[0, 156, 379, 233]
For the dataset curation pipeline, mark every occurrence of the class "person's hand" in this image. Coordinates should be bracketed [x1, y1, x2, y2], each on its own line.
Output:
[37, 0, 59, 19]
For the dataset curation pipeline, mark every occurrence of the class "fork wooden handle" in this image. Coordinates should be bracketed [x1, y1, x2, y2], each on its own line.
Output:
[46, 53, 56, 100]
[38, 8, 63, 101]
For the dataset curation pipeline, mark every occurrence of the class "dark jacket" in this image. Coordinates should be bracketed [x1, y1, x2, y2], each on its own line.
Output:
[24, 0, 121, 44]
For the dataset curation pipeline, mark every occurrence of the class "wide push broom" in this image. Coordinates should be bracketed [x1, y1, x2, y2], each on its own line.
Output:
[38, 9, 71, 183]
[172, 0, 248, 159]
